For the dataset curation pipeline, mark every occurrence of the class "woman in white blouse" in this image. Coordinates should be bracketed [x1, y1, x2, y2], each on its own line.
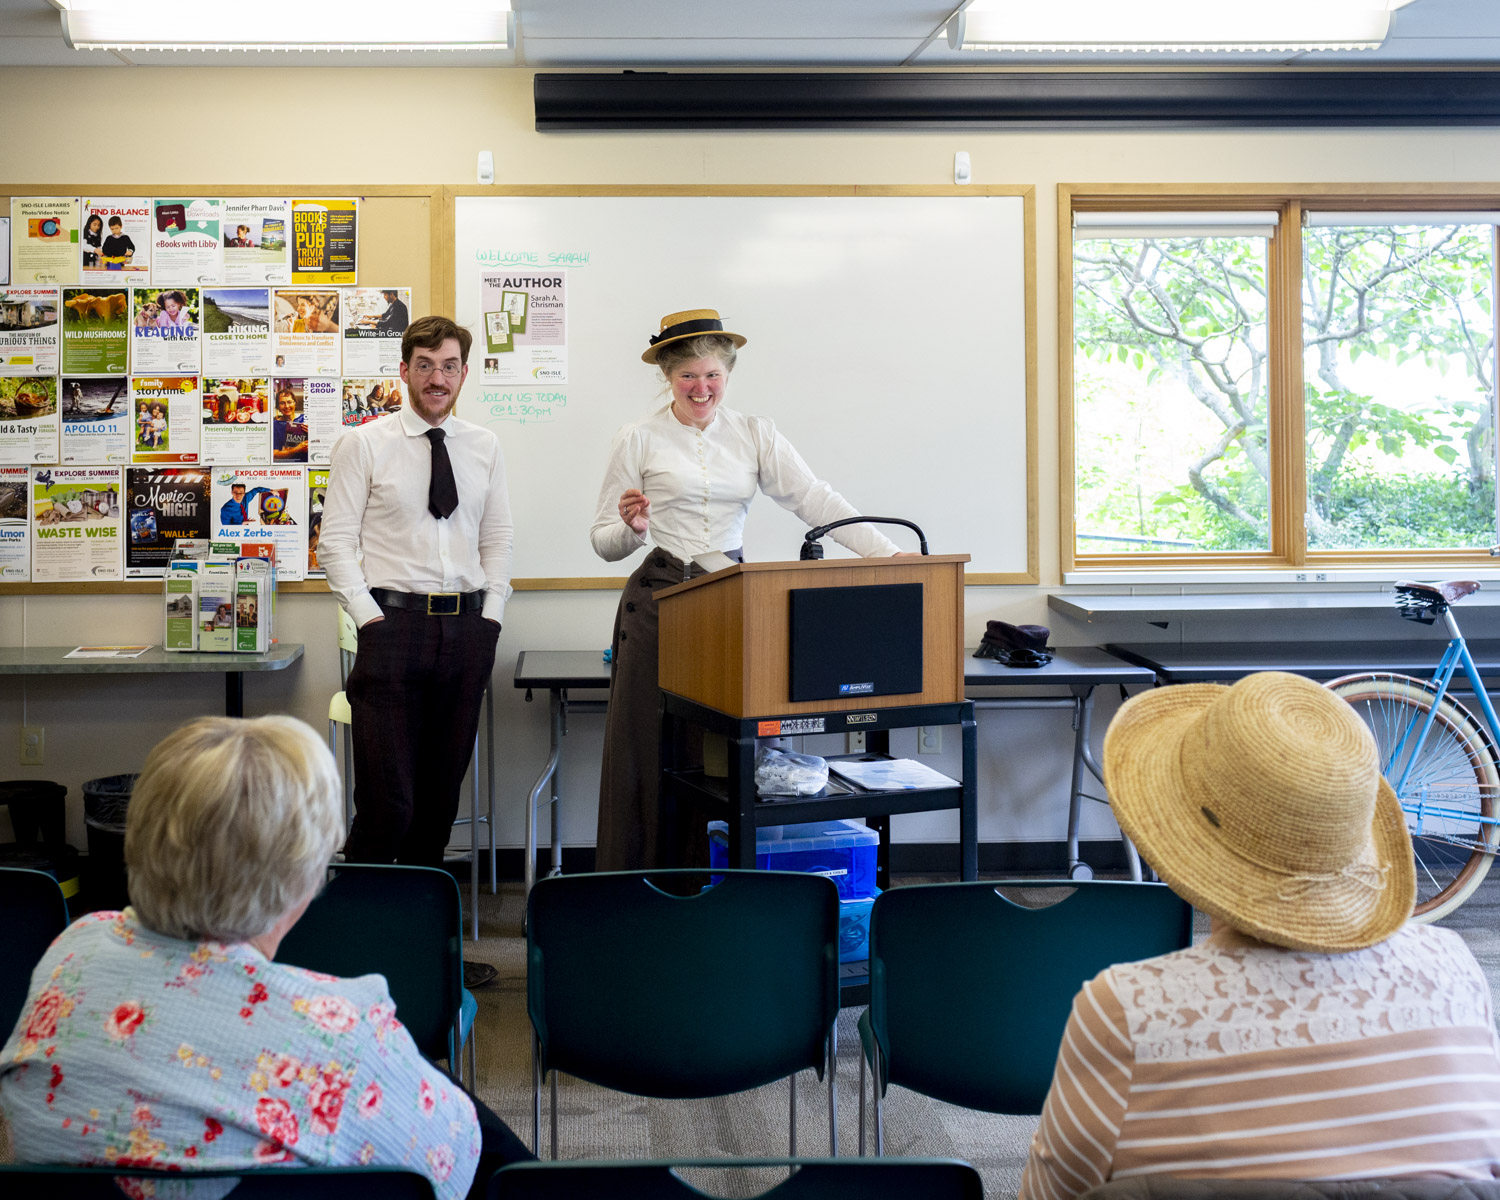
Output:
[589, 308, 903, 870]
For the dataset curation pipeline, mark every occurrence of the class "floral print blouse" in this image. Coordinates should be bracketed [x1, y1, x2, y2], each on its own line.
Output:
[0, 909, 481, 1200]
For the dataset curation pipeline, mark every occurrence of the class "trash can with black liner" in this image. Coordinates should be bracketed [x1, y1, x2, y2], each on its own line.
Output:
[83, 774, 137, 912]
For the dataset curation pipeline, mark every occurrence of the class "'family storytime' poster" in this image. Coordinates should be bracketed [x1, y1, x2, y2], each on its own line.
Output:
[131, 376, 201, 464]
[291, 199, 357, 286]
[130, 287, 201, 375]
[0, 289, 60, 375]
[11, 198, 78, 286]
[0, 377, 59, 465]
[211, 466, 307, 581]
[60, 376, 130, 464]
[32, 466, 122, 583]
[125, 466, 211, 577]
[151, 198, 223, 286]
[60, 286, 129, 375]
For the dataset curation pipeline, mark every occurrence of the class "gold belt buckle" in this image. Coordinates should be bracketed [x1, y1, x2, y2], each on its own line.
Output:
[427, 592, 461, 616]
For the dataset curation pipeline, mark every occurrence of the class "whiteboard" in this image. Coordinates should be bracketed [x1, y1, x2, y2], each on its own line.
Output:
[453, 193, 1030, 581]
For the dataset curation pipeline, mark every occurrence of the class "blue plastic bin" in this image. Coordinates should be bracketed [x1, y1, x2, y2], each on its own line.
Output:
[839, 889, 880, 963]
[707, 818, 879, 900]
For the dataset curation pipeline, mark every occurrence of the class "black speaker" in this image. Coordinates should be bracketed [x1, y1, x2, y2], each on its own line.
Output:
[788, 582, 923, 703]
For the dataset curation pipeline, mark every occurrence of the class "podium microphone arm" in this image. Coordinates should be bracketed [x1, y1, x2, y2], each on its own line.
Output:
[799, 517, 929, 560]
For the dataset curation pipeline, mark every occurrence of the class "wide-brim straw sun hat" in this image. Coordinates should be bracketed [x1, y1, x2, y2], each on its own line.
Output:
[642, 309, 747, 364]
[1103, 671, 1414, 954]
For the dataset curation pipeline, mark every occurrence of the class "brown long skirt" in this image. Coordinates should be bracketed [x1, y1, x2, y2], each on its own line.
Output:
[595, 549, 705, 871]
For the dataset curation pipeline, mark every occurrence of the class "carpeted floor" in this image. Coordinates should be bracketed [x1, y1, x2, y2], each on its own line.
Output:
[460, 870, 1500, 1199]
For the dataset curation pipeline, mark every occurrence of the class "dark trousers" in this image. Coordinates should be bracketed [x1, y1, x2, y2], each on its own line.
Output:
[431, 1067, 534, 1198]
[344, 606, 500, 868]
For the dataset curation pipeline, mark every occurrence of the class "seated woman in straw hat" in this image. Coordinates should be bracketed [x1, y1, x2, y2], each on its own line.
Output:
[0, 716, 529, 1199]
[589, 309, 911, 871]
[1021, 671, 1500, 1200]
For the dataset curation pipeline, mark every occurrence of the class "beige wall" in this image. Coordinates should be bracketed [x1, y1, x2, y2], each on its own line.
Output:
[5, 66, 1500, 854]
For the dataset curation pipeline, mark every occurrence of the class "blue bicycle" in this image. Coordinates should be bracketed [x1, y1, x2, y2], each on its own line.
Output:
[1328, 579, 1500, 921]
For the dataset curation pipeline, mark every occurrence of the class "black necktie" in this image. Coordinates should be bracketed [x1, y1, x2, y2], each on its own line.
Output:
[426, 428, 459, 520]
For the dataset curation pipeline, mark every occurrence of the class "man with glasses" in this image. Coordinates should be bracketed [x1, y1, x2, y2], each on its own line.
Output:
[320, 317, 513, 979]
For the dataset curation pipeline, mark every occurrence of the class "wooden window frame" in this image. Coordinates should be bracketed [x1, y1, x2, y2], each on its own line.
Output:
[1060, 183, 1500, 575]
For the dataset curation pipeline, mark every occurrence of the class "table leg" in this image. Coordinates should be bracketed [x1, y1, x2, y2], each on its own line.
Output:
[486, 684, 497, 892]
[524, 690, 562, 899]
[960, 709, 978, 881]
[728, 733, 756, 870]
[867, 730, 892, 891]
[225, 672, 244, 718]
[1066, 686, 1093, 881]
[549, 699, 562, 878]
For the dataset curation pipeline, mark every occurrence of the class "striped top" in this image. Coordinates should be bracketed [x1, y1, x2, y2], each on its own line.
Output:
[1020, 923, 1500, 1200]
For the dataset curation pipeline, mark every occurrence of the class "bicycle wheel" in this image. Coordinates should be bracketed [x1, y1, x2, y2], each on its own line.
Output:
[1328, 673, 1500, 921]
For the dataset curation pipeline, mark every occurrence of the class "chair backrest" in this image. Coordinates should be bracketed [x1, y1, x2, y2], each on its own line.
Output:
[1081, 1178, 1500, 1200]
[491, 1158, 983, 1200]
[0, 866, 70, 1040]
[527, 870, 839, 1100]
[276, 863, 463, 1061]
[869, 879, 1193, 1114]
[0, 1165, 436, 1198]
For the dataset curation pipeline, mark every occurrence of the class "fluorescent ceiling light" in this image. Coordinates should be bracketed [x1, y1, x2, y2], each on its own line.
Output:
[949, 0, 1416, 53]
[59, 1, 513, 52]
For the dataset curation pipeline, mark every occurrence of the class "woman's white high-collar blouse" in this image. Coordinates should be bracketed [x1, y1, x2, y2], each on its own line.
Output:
[590, 404, 902, 564]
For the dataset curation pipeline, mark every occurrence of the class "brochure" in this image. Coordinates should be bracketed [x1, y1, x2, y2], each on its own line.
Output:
[202, 287, 272, 376]
[222, 199, 291, 287]
[131, 376, 201, 464]
[60, 286, 129, 375]
[11, 198, 79, 286]
[301, 378, 340, 464]
[271, 288, 341, 376]
[151, 198, 223, 287]
[0, 377, 60, 465]
[0, 466, 30, 580]
[31, 466, 122, 583]
[479, 270, 567, 385]
[125, 466, 212, 577]
[60, 376, 130, 464]
[0, 289, 60, 375]
[130, 287, 201, 375]
[80, 199, 151, 286]
[341, 286, 408, 376]
[210, 466, 307, 581]
[291, 199, 358, 285]
[201, 376, 270, 465]
[307, 466, 329, 577]
[64, 645, 151, 659]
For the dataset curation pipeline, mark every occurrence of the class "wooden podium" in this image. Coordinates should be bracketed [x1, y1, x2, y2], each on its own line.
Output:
[655, 555, 977, 1000]
[656, 554, 969, 718]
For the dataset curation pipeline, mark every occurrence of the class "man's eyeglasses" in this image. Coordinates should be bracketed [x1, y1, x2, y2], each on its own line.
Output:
[409, 362, 463, 379]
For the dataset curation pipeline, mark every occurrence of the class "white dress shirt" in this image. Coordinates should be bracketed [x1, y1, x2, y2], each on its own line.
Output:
[590, 404, 901, 564]
[320, 404, 514, 628]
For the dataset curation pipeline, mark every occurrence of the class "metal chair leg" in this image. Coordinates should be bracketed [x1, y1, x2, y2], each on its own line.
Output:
[469, 735, 480, 941]
[827, 1021, 838, 1155]
[466, 1025, 477, 1089]
[531, 1033, 541, 1155]
[486, 683, 497, 892]
[550, 1070, 559, 1160]
[858, 1041, 867, 1156]
[789, 1071, 797, 1157]
[453, 1014, 464, 1086]
[873, 1040, 885, 1156]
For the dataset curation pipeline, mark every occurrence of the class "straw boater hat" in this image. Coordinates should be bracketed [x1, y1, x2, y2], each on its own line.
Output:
[641, 309, 747, 364]
[1103, 671, 1414, 954]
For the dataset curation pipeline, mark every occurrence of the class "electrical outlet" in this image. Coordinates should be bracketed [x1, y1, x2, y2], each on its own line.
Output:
[1295, 572, 1308, 582]
[1315, 572, 1329, 582]
[918, 726, 942, 755]
[846, 731, 867, 754]
[20, 726, 43, 766]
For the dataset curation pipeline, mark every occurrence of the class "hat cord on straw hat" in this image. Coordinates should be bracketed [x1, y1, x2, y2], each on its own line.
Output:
[1271, 862, 1390, 904]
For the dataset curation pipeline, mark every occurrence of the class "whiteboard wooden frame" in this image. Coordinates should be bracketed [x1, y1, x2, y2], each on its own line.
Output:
[443, 184, 1039, 589]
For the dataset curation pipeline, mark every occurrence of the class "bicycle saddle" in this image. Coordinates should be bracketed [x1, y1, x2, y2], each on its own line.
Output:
[1394, 579, 1482, 604]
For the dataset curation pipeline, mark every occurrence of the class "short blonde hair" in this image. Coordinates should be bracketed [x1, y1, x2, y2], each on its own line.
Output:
[125, 716, 342, 943]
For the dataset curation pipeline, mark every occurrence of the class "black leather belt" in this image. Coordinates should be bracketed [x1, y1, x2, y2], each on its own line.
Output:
[370, 587, 484, 616]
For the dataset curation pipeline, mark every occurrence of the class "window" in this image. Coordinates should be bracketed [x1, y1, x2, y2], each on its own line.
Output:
[1065, 193, 1500, 569]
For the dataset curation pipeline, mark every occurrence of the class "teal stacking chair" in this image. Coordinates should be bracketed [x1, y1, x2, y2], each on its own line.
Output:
[1, 866, 70, 1039]
[0, 1165, 435, 1197]
[859, 879, 1193, 1154]
[277, 863, 478, 1086]
[526, 870, 841, 1160]
[491, 1157, 984, 1199]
